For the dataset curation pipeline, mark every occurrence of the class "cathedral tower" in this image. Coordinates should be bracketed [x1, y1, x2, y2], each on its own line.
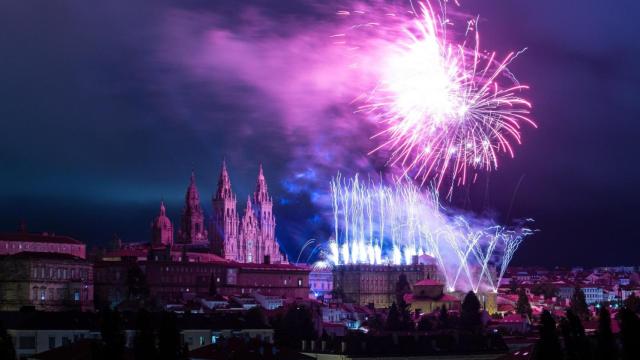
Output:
[211, 160, 239, 259]
[177, 171, 208, 246]
[151, 201, 173, 247]
[252, 164, 285, 263]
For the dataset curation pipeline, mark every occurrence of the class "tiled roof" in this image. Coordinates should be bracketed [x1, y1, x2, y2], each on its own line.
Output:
[237, 262, 309, 272]
[0, 232, 83, 245]
[415, 279, 442, 286]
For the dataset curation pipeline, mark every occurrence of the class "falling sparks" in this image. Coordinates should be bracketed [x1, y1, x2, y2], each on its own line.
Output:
[326, 174, 533, 293]
[340, 1, 536, 195]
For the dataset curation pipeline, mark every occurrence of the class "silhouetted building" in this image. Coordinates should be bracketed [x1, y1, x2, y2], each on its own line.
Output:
[0, 252, 93, 311]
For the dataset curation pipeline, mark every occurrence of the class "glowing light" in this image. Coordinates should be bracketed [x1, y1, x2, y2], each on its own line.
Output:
[343, 1, 536, 194]
[327, 174, 533, 292]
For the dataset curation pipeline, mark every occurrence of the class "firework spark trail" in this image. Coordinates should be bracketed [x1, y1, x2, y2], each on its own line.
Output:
[338, 1, 536, 195]
[327, 174, 533, 292]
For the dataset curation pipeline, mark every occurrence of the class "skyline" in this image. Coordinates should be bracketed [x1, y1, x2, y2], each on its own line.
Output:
[2, 0, 640, 267]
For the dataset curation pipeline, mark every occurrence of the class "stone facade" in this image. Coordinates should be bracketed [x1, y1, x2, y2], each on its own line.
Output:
[210, 162, 286, 264]
[333, 264, 441, 308]
[93, 259, 309, 308]
[151, 201, 173, 247]
[0, 232, 86, 259]
[177, 172, 208, 247]
[0, 252, 93, 311]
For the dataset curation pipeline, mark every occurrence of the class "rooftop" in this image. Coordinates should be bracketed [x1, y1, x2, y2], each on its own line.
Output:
[0, 251, 86, 262]
[0, 232, 83, 245]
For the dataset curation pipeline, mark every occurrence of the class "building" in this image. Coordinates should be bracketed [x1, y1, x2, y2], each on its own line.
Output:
[210, 162, 286, 264]
[0, 311, 274, 359]
[0, 231, 86, 259]
[309, 267, 333, 299]
[177, 172, 209, 247]
[403, 279, 460, 314]
[0, 252, 93, 311]
[333, 263, 441, 308]
[232, 262, 309, 299]
[94, 256, 309, 308]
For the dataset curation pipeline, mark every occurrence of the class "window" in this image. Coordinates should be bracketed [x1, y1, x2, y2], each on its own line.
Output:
[49, 336, 56, 349]
[62, 337, 71, 346]
[40, 287, 47, 301]
[74, 290, 80, 301]
[298, 278, 303, 287]
[211, 335, 218, 344]
[199, 336, 205, 346]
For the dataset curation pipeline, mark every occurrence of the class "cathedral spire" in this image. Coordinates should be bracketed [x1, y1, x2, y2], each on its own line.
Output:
[216, 159, 233, 200]
[185, 170, 201, 208]
[159, 200, 166, 216]
[254, 163, 270, 203]
[245, 195, 253, 213]
[178, 171, 207, 245]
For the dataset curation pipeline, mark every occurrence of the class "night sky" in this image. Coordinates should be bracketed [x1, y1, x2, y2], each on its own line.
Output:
[2, 0, 639, 267]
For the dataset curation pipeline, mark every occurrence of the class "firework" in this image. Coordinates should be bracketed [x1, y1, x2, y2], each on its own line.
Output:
[340, 1, 535, 194]
[326, 174, 533, 292]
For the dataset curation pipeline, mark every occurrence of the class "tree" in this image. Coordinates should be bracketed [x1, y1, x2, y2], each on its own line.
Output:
[438, 305, 450, 329]
[619, 307, 640, 360]
[460, 291, 482, 333]
[245, 306, 268, 328]
[366, 312, 385, 334]
[134, 309, 157, 360]
[417, 315, 433, 331]
[393, 274, 413, 330]
[623, 293, 640, 313]
[516, 288, 532, 318]
[596, 307, 617, 360]
[395, 273, 411, 305]
[385, 302, 402, 331]
[274, 304, 316, 347]
[158, 312, 182, 360]
[535, 310, 562, 360]
[560, 309, 590, 360]
[570, 286, 589, 320]
[0, 320, 16, 360]
[509, 278, 520, 294]
[100, 308, 125, 360]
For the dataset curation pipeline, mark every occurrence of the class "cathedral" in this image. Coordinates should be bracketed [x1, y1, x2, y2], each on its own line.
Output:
[151, 161, 286, 264]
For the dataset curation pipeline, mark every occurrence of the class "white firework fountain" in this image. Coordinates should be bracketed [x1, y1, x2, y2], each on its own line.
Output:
[326, 174, 533, 293]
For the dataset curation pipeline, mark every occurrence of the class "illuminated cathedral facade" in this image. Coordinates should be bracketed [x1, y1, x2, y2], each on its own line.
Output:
[150, 161, 286, 264]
